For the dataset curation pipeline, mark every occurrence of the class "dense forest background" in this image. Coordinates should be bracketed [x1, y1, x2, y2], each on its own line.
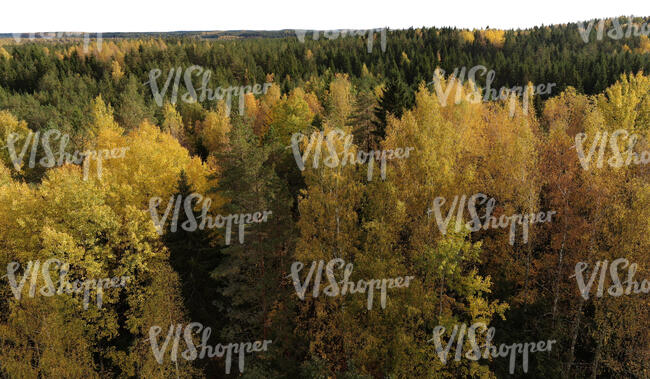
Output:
[0, 16, 648, 378]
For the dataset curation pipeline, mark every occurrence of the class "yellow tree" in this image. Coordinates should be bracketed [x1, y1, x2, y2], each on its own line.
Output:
[378, 85, 507, 377]
[325, 74, 354, 129]
[198, 102, 231, 155]
[0, 114, 213, 377]
[293, 123, 363, 374]
[268, 88, 314, 146]
[162, 103, 184, 137]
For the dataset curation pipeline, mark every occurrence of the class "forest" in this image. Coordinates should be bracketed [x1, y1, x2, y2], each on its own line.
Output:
[0, 16, 649, 378]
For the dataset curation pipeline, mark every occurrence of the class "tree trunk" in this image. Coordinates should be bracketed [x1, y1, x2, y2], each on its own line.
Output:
[553, 187, 570, 323]
[552, 226, 567, 323]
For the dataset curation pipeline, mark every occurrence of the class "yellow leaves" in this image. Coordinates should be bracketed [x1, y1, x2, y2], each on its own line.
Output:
[70, 115, 213, 231]
[0, 69, 219, 379]
[0, 110, 31, 167]
[479, 29, 506, 48]
[474, 99, 540, 201]
[0, 117, 197, 369]
[361, 64, 371, 79]
[0, 175, 38, 253]
[0, 46, 11, 60]
[296, 125, 363, 263]
[542, 87, 592, 136]
[304, 91, 323, 116]
[421, 73, 540, 208]
[39, 165, 119, 243]
[326, 74, 353, 129]
[243, 92, 259, 120]
[0, 161, 11, 186]
[99, 120, 212, 210]
[264, 82, 282, 107]
[251, 81, 282, 137]
[199, 102, 231, 152]
[637, 35, 650, 54]
[90, 95, 123, 138]
[183, 155, 223, 209]
[114, 204, 164, 267]
[39, 226, 92, 269]
[460, 30, 475, 44]
[467, 294, 508, 323]
[597, 72, 650, 132]
[269, 88, 315, 145]
[161, 102, 185, 144]
[400, 51, 411, 65]
[384, 85, 469, 213]
[0, 297, 99, 378]
[111, 60, 124, 80]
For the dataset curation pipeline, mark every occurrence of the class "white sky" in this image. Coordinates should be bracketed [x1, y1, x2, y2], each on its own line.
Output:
[1, 0, 648, 33]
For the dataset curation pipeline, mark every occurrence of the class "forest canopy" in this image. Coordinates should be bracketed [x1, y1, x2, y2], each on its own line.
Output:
[0, 16, 649, 378]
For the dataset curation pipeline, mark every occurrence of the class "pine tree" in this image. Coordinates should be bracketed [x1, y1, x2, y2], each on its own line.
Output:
[210, 120, 298, 376]
[373, 73, 414, 140]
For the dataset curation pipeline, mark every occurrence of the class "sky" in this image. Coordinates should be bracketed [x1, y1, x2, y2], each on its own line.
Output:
[1, 0, 648, 33]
